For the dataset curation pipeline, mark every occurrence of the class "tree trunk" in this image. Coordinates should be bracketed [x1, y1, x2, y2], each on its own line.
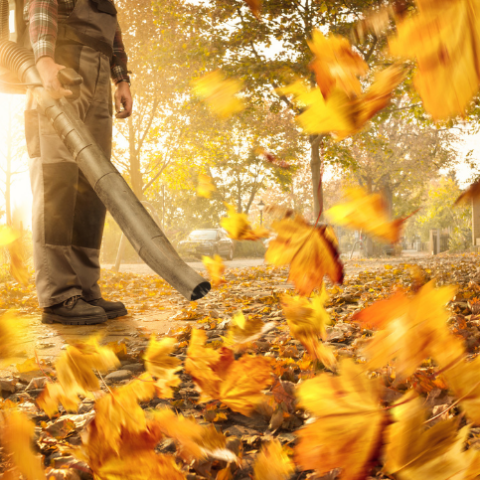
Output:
[310, 135, 323, 221]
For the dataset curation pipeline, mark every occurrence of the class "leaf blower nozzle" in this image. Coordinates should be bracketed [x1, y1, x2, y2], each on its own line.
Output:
[0, 40, 211, 301]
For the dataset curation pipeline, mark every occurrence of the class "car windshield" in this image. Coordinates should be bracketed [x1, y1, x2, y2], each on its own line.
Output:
[188, 230, 217, 241]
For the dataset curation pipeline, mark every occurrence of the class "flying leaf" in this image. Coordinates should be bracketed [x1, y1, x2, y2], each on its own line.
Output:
[0, 311, 26, 361]
[281, 287, 335, 368]
[256, 147, 291, 169]
[220, 204, 269, 241]
[243, 0, 261, 20]
[37, 382, 81, 418]
[385, 396, 480, 479]
[455, 179, 480, 205]
[352, 282, 457, 378]
[389, 0, 480, 120]
[325, 187, 414, 244]
[197, 174, 216, 199]
[55, 336, 120, 398]
[193, 71, 244, 119]
[8, 234, 29, 286]
[265, 215, 344, 295]
[295, 360, 385, 480]
[222, 311, 275, 350]
[143, 336, 181, 379]
[202, 255, 226, 287]
[0, 225, 19, 247]
[253, 440, 294, 480]
[1, 410, 46, 480]
[185, 329, 272, 415]
[307, 29, 368, 98]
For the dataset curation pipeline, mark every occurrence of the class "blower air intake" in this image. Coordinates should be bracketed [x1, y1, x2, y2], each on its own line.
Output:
[0, 37, 211, 300]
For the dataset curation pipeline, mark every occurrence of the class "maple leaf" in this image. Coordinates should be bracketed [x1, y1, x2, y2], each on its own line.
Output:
[389, 0, 480, 120]
[295, 360, 386, 480]
[243, 0, 261, 20]
[202, 255, 226, 288]
[0, 311, 26, 361]
[192, 71, 244, 119]
[265, 215, 344, 296]
[8, 235, 29, 286]
[55, 337, 120, 398]
[37, 382, 80, 418]
[385, 396, 480, 479]
[253, 440, 294, 480]
[185, 329, 272, 415]
[1, 410, 46, 480]
[307, 29, 369, 98]
[197, 174, 216, 199]
[325, 187, 414, 244]
[352, 282, 457, 378]
[151, 408, 236, 463]
[143, 336, 181, 379]
[222, 311, 275, 350]
[455, 179, 480, 205]
[281, 288, 336, 368]
[220, 204, 269, 241]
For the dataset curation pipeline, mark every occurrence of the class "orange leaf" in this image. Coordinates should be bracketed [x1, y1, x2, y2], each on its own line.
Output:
[143, 336, 181, 379]
[243, 0, 261, 20]
[296, 360, 385, 480]
[253, 440, 294, 480]
[37, 382, 80, 418]
[220, 204, 269, 241]
[222, 311, 275, 351]
[202, 255, 226, 287]
[325, 187, 414, 244]
[265, 215, 344, 295]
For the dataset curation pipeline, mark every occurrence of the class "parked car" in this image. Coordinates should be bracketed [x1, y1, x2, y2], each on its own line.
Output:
[178, 228, 234, 260]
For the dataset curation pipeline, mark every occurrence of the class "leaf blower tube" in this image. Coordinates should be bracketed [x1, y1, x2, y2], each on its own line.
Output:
[0, 40, 211, 301]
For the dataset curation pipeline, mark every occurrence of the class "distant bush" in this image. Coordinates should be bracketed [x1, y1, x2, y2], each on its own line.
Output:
[234, 240, 266, 258]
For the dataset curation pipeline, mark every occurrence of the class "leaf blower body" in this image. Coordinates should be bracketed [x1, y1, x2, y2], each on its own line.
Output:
[0, 0, 211, 303]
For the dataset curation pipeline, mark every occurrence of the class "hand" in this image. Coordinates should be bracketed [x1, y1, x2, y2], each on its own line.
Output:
[114, 81, 133, 119]
[36, 57, 72, 99]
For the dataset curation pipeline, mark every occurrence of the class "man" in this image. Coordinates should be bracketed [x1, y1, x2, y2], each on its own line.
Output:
[24, 0, 133, 325]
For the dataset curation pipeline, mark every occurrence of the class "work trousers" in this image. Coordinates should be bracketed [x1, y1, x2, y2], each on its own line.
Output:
[26, 44, 112, 308]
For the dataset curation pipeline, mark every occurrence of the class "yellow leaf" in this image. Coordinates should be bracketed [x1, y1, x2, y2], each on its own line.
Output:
[192, 71, 244, 119]
[281, 287, 335, 368]
[325, 187, 414, 244]
[253, 440, 294, 480]
[352, 282, 457, 378]
[143, 336, 181, 379]
[1, 410, 46, 480]
[220, 204, 269, 241]
[55, 337, 120, 398]
[37, 382, 80, 418]
[222, 311, 275, 350]
[197, 174, 216, 199]
[389, 0, 480, 120]
[0, 312, 26, 361]
[0, 225, 19, 247]
[385, 396, 480, 479]
[265, 215, 344, 296]
[307, 29, 368, 98]
[202, 254, 226, 287]
[296, 360, 385, 480]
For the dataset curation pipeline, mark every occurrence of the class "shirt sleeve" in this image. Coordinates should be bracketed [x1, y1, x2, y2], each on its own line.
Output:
[111, 20, 130, 84]
[27, 0, 59, 63]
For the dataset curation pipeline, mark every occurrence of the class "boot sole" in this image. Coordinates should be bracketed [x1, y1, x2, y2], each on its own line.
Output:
[42, 312, 108, 325]
[105, 307, 128, 320]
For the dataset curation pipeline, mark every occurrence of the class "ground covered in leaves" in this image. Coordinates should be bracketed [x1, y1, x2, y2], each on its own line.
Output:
[2, 253, 480, 480]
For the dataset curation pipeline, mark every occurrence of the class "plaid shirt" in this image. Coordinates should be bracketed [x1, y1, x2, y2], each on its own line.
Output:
[24, 0, 129, 83]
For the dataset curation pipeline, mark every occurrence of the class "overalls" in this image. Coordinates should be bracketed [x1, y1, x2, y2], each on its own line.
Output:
[25, 0, 117, 307]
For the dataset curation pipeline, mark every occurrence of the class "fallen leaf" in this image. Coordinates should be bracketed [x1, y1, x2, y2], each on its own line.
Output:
[266, 215, 344, 295]
[197, 174, 216, 199]
[220, 204, 269, 241]
[193, 71, 244, 119]
[202, 255, 226, 287]
[325, 187, 414, 244]
[295, 360, 385, 480]
[253, 439, 294, 480]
